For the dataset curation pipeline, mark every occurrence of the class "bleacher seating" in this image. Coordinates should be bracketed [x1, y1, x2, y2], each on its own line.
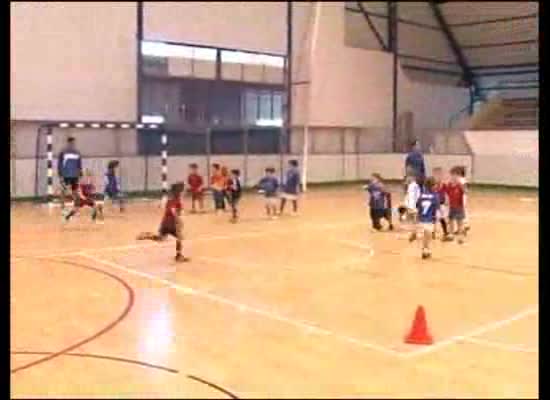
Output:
[471, 98, 538, 130]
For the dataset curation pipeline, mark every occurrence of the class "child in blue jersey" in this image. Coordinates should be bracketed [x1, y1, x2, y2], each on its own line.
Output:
[409, 177, 440, 259]
[280, 160, 301, 216]
[257, 167, 280, 219]
[104, 160, 125, 212]
[364, 173, 394, 231]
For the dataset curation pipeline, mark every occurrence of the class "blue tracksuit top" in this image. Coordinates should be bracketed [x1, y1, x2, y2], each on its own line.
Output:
[283, 168, 301, 194]
[57, 147, 82, 179]
[405, 150, 426, 179]
[258, 176, 279, 197]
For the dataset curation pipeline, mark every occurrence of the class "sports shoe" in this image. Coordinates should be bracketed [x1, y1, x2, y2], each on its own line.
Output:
[422, 250, 432, 260]
[175, 254, 191, 263]
[442, 234, 454, 242]
[408, 232, 417, 243]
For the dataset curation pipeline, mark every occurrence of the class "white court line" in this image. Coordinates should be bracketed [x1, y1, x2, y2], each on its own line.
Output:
[461, 337, 538, 354]
[336, 239, 375, 259]
[11, 221, 368, 262]
[78, 252, 405, 358]
[402, 306, 539, 359]
[10, 231, 269, 262]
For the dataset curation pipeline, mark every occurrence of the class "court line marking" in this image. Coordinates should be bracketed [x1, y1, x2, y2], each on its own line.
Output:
[337, 238, 536, 278]
[460, 337, 538, 354]
[402, 306, 539, 358]
[77, 253, 405, 359]
[11, 221, 368, 261]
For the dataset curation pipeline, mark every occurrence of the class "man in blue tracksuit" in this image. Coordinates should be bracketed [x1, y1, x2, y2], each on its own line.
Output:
[405, 139, 426, 187]
[57, 137, 82, 200]
[279, 160, 301, 216]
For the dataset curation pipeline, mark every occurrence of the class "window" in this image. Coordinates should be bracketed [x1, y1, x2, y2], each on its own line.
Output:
[142, 41, 216, 61]
[221, 50, 284, 67]
[242, 89, 283, 127]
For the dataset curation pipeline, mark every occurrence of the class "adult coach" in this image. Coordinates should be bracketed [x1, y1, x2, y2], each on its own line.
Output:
[57, 136, 82, 200]
[405, 139, 426, 186]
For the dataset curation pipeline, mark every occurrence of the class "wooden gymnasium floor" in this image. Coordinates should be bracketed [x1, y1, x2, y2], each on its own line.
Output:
[11, 186, 538, 398]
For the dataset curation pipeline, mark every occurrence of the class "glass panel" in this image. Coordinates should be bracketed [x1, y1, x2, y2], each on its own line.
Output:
[272, 92, 283, 121]
[192, 47, 217, 61]
[259, 91, 272, 120]
[244, 91, 259, 125]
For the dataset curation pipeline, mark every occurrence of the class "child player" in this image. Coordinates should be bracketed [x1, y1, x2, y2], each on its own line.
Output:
[280, 160, 301, 216]
[456, 166, 471, 235]
[364, 173, 394, 231]
[447, 166, 467, 244]
[210, 163, 226, 214]
[187, 163, 204, 214]
[63, 169, 104, 224]
[432, 167, 453, 241]
[104, 160, 125, 213]
[398, 174, 421, 225]
[410, 176, 440, 259]
[226, 169, 242, 223]
[257, 167, 279, 219]
[136, 182, 190, 262]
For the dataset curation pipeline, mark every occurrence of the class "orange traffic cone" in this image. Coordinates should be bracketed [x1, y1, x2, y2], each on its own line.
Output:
[404, 305, 433, 345]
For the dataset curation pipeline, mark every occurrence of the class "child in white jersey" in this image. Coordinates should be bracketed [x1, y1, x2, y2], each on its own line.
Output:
[398, 175, 421, 236]
[456, 166, 470, 235]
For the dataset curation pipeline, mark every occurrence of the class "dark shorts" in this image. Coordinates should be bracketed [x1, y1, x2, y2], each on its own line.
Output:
[62, 177, 79, 192]
[370, 208, 392, 230]
[159, 219, 181, 239]
[449, 207, 465, 221]
[105, 189, 123, 200]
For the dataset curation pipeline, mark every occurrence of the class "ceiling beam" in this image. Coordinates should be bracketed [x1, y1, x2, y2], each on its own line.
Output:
[356, 2, 389, 51]
[428, 1, 479, 95]
[476, 69, 538, 77]
[402, 64, 462, 76]
[449, 13, 538, 28]
[462, 39, 537, 50]
[471, 63, 538, 70]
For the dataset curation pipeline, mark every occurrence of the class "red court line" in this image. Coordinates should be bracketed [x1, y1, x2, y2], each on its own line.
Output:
[11, 350, 178, 374]
[11, 258, 135, 374]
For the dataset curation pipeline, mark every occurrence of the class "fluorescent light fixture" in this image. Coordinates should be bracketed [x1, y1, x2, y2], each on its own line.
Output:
[59, 123, 70, 128]
[141, 115, 165, 124]
[256, 118, 283, 127]
[106, 123, 116, 129]
[90, 123, 101, 128]
[136, 124, 144, 129]
[149, 124, 158, 129]
[120, 123, 131, 129]
[75, 123, 85, 128]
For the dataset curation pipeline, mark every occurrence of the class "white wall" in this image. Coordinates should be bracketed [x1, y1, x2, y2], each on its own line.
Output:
[11, 2, 137, 121]
[144, 2, 286, 54]
[299, 2, 470, 132]
[466, 130, 538, 187]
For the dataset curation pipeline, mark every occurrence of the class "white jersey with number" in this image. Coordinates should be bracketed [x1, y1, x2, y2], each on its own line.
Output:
[405, 181, 421, 210]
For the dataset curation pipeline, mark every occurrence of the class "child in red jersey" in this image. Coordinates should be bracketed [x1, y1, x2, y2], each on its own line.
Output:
[187, 163, 204, 214]
[432, 167, 453, 241]
[62, 169, 104, 224]
[446, 166, 466, 244]
[136, 182, 190, 262]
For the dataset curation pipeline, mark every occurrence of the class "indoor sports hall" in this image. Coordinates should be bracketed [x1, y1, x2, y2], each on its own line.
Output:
[11, 2, 538, 398]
